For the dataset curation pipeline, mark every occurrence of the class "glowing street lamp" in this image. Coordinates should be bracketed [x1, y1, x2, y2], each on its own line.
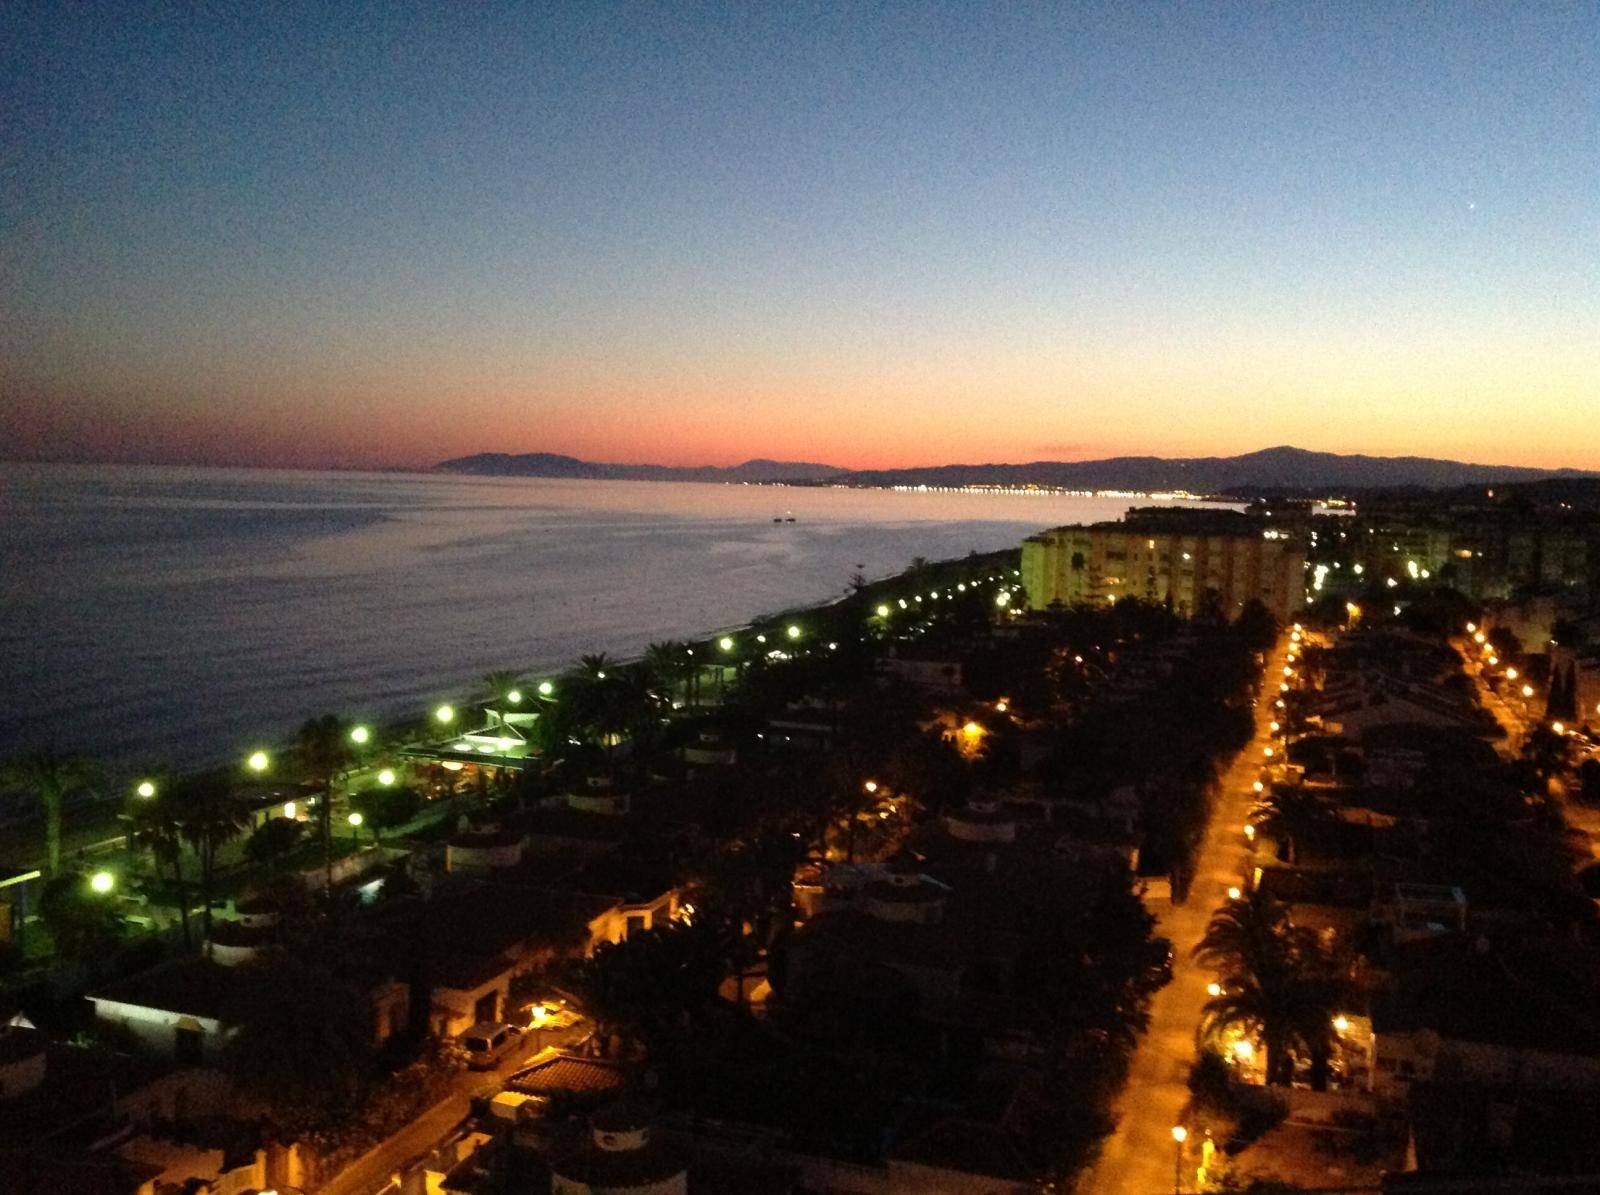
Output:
[1522, 685, 1535, 698]
[786, 624, 801, 640]
[1232, 1039, 1255, 1062]
[1552, 722, 1566, 736]
[434, 704, 454, 724]
[89, 870, 115, 894]
[538, 681, 554, 697]
[1252, 780, 1265, 793]
[347, 812, 364, 827]
[1227, 886, 1242, 900]
[874, 605, 890, 618]
[1206, 982, 1222, 997]
[135, 780, 157, 799]
[247, 751, 270, 773]
[1333, 1015, 1351, 1034]
[1171, 1126, 1188, 1194]
[1466, 622, 1477, 634]
[507, 689, 522, 704]
[350, 725, 370, 745]
[377, 768, 396, 786]
[719, 636, 736, 651]
[863, 780, 879, 794]
[1243, 824, 1256, 842]
[1505, 667, 1518, 680]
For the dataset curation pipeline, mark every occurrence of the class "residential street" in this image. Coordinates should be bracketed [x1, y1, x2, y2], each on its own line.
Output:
[315, 1040, 550, 1195]
[1077, 636, 1286, 1195]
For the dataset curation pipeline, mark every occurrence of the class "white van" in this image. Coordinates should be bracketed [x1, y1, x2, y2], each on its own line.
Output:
[461, 1021, 518, 1070]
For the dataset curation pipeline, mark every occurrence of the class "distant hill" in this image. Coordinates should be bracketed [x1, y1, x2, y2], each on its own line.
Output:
[437, 446, 1595, 493]
[830, 447, 1596, 493]
[436, 452, 847, 484]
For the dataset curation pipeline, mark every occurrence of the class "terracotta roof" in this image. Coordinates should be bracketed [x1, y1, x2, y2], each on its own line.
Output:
[508, 1054, 631, 1098]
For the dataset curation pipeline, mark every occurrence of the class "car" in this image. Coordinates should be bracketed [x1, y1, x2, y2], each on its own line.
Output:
[460, 1021, 519, 1070]
[1147, 936, 1174, 987]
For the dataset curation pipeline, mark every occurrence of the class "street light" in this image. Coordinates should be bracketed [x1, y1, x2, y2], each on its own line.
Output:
[538, 681, 554, 697]
[863, 780, 878, 793]
[875, 605, 890, 618]
[135, 780, 157, 799]
[348, 812, 364, 827]
[719, 636, 735, 651]
[1227, 886, 1242, 900]
[1171, 1125, 1188, 1194]
[89, 870, 115, 894]
[247, 751, 270, 773]
[1522, 685, 1535, 698]
[1206, 982, 1222, 997]
[435, 704, 454, 724]
[786, 624, 801, 640]
[350, 725, 370, 745]
[1333, 1015, 1351, 1033]
[377, 768, 396, 786]
[1243, 824, 1256, 842]
[507, 689, 522, 704]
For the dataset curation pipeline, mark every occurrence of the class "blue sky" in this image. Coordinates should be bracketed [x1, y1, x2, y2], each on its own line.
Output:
[3, 3, 1596, 468]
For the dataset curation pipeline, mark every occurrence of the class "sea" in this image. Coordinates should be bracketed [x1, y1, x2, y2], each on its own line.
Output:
[0, 463, 1228, 778]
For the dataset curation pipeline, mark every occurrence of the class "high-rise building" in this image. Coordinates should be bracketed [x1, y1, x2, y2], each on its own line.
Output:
[1021, 509, 1307, 621]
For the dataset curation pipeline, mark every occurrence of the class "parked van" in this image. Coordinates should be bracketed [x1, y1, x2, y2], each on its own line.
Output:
[461, 1021, 518, 1070]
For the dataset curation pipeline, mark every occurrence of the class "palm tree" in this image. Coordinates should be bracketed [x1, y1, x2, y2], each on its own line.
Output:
[298, 714, 350, 894]
[1194, 889, 1300, 1085]
[645, 641, 688, 705]
[130, 796, 193, 950]
[1, 746, 102, 877]
[1248, 788, 1336, 865]
[483, 669, 523, 711]
[578, 653, 613, 681]
[178, 780, 248, 940]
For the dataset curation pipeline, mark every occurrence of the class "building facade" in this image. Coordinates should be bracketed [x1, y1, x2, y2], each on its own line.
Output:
[1021, 513, 1307, 621]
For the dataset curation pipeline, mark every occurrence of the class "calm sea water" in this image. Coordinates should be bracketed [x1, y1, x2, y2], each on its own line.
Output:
[1, 463, 1220, 776]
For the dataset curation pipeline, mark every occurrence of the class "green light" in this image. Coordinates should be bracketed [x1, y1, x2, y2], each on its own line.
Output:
[89, 871, 115, 894]
[135, 780, 157, 799]
[875, 604, 890, 618]
[507, 689, 522, 704]
[538, 681, 554, 697]
[350, 725, 370, 745]
[347, 812, 364, 827]
[435, 704, 454, 723]
[247, 751, 270, 773]
[718, 636, 735, 651]
[786, 625, 801, 640]
[377, 768, 395, 786]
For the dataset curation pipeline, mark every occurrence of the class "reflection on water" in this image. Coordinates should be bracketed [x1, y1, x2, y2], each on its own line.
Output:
[0, 463, 1222, 773]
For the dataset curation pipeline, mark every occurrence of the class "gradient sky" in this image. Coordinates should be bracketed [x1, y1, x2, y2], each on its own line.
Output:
[3, 3, 1596, 471]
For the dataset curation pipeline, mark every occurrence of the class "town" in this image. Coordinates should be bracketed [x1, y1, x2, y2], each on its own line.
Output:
[4, 477, 1600, 1195]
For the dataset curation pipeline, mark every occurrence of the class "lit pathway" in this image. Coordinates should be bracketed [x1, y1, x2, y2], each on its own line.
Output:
[1076, 635, 1287, 1195]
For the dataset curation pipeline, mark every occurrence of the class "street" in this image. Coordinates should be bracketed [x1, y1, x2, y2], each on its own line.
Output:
[1077, 635, 1286, 1195]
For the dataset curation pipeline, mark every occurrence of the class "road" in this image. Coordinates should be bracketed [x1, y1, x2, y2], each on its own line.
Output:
[1077, 635, 1286, 1195]
[314, 1036, 558, 1195]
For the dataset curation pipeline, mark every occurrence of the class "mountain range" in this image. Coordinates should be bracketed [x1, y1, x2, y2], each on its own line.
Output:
[436, 446, 1596, 493]
[435, 452, 847, 484]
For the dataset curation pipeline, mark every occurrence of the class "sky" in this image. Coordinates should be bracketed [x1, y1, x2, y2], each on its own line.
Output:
[2, 3, 1596, 471]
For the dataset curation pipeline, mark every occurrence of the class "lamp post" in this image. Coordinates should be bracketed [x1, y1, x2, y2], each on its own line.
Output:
[1171, 1125, 1188, 1194]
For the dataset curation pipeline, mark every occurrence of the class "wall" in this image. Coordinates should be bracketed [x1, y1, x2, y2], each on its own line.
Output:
[88, 997, 229, 1062]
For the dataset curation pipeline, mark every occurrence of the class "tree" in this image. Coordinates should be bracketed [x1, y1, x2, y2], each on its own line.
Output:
[1522, 725, 1571, 790]
[223, 950, 375, 1133]
[1248, 788, 1336, 865]
[130, 795, 193, 949]
[298, 714, 351, 894]
[349, 785, 422, 847]
[2, 747, 101, 877]
[556, 920, 723, 1058]
[177, 779, 248, 939]
[483, 669, 523, 708]
[38, 871, 122, 959]
[1194, 890, 1302, 1085]
[245, 816, 304, 869]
